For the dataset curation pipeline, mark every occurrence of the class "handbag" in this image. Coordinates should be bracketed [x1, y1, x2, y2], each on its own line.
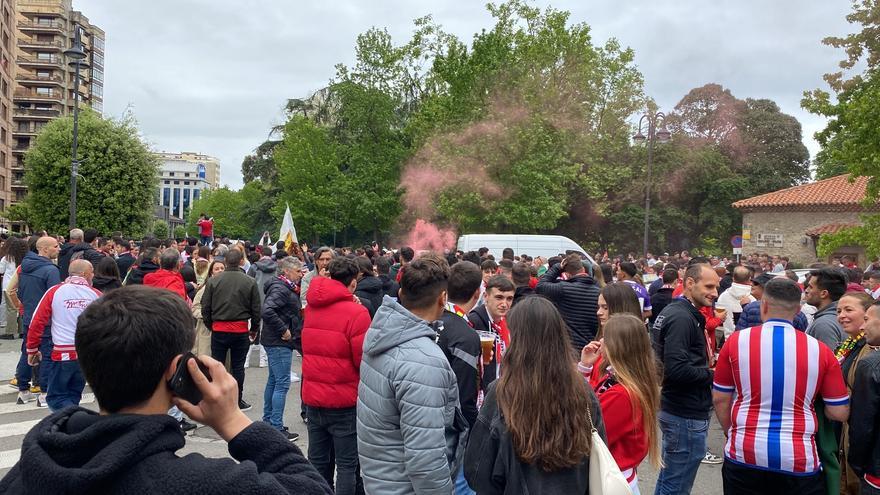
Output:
[585, 401, 633, 495]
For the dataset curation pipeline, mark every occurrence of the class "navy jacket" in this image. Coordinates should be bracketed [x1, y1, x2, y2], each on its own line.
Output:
[736, 300, 809, 332]
[18, 251, 60, 329]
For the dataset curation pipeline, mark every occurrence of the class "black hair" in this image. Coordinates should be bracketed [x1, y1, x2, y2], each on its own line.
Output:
[502, 247, 514, 260]
[478, 247, 489, 257]
[329, 257, 360, 287]
[83, 228, 99, 244]
[76, 286, 195, 413]
[94, 256, 121, 280]
[399, 253, 449, 310]
[400, 246, 415, 263]
[448, 261, 482, 303]
[462, 251, 481, 265]
[498, 259, 514, 272]
[600, 263, 614, 284]
[180, 264, 197, 284]
[619, 262, 638, 278]
[376, 256, 392, 275]
[662, 268, 678, 284]
[763, 277, 803, 311]
[486, 274, 515, 293]
[809, 267, 847, 302]
[512, 262, 531, 286]
[481, 259, 498, 272]
[355, 256, 374, 277]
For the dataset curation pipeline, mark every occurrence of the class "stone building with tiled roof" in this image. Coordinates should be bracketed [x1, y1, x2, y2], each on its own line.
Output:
[732, 175, 878, 265]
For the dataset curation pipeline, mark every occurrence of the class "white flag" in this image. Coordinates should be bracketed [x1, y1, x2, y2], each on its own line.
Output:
[279, 203, 298, 252]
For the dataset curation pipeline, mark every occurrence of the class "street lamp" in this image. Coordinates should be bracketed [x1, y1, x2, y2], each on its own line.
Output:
[633, 111, 671, 257]
[63, 26, 88, 230]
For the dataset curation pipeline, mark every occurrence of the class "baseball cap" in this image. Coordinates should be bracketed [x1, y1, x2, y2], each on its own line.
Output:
[752, 273, 775, 287]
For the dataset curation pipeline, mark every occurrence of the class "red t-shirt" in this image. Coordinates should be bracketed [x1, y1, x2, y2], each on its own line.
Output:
[197, 218, 213, 237]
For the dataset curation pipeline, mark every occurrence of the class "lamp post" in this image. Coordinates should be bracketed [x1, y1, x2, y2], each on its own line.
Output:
[632, 111, 671, 257]
[63, 26, 88, 230]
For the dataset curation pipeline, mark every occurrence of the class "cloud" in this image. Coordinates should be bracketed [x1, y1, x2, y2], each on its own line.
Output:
[76, 0, 853, 189]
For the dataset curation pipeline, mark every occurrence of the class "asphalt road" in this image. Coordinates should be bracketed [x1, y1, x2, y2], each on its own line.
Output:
[0, 339, 725, 493]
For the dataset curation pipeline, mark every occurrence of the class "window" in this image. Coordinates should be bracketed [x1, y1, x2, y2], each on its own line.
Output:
[1, 104, 6, 121]
[183, 189, 190, 211]
[93, 52, 104, 68]
[91, 68, 103, 82]
[163, 180, 169, 185]
[36, 17, 53, 26]
[92, 84, 102, 98]
[36, 52, 53, 61]
[0, 175, 6, 190]
[184, 181, 189, 186]
[34, 103, 51, 110]
[36, 87, 51, 96]
[169, 172, 174, 177]
[172, 188, 180, 212]
[184, 173, 190, 177]
[162, 188, 170, 206]
[16, 122, 26, 132]
[173, 180, 179, 185]
[1, 151, 6, 167]
[94, 37, 104, 52]
[193, 189, 200, 201]
[91, 100, 102, 113]
[36, 70, 51, 78]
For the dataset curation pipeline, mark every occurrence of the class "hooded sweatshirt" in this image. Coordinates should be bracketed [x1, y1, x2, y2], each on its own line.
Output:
[144, 269, 188, 301]
[357, 296, 467, 495]
[301, 276, 370, 408]
[716, 282, 754, 338]
[18, 251, 61, 329]
[248, 257, 277, 303]
[0, 407, 333, 494]
[354, 275, 383, 318]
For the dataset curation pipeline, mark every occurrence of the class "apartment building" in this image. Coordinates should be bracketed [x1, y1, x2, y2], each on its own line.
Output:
[155, 151, 221, 220]
[0, 0, 15, 216]
[11, 0, 104, 209]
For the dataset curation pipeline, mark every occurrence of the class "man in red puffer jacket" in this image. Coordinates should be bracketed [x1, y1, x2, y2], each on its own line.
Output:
[143, 248, 188, 302]
[302, 257, 370, 495]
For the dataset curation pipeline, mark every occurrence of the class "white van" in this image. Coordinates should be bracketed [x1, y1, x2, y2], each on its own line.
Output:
[457, 234, 596, 265]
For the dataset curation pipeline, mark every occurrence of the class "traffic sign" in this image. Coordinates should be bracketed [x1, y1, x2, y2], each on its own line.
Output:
[731, 235, 743, 249]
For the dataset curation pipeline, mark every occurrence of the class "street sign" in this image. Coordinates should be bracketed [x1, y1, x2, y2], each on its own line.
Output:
[733, 247, 742, 255]
[731, 235, 743, 249]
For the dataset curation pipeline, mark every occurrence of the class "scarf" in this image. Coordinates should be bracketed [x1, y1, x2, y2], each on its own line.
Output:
[836, 332, 865, 364]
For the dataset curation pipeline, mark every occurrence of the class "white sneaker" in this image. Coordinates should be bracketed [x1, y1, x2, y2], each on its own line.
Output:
[16, 391, 34, 404]
[259, 361, 268, 368]
[36, 393, 48, 408]
[290, 371, 300, 383]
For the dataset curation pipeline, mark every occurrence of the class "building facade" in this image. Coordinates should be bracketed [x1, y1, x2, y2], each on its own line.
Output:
[155, 151, 220, 220]
[732, 175, 878, 266]
[11, 0, 103, 210]
[0, 0, 15, 217]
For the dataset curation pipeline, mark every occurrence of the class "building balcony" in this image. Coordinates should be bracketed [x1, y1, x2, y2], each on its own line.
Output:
[11, 179, 26, 189]
[17, 20, 65, 33]
[13, 127, 38, 137]
[14, 89, 62, 103]
[11, 147, 29, 155]
[16, 73, 63, 85]
[10, 161, 24, 171]
[17, 55, 61, 68]
[17, 38, 64, 50]
[13, 107, 61, 119]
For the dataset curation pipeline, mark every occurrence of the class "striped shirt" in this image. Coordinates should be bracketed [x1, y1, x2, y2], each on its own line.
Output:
[713, 319, 849, 474]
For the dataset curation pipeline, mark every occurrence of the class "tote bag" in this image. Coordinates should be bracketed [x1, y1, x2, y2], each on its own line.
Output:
[586, 401, 632, 495]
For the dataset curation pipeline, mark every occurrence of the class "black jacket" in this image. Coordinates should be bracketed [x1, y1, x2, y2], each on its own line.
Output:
[512, 285, 535, 307]
[59, 242, 104, 279]
[534, 264, 600, 350]
[464, 382, 605, 495]
[0, 407, 332, 494]
[116, 252, 136, 279]
[91, 275, 121, 293]
[439, 309, 481, 428]
[378, 274, 399, 300]
[355, 275, 383, 319]
[202, 267, 261, 332]
[650, 287, 675, 327]
[261, 277, 302, 350]
[468, 305, 500, 388]
[125, 260, 159, 286]
[849, 350, 880, 480]
[651, 298, 713, 419]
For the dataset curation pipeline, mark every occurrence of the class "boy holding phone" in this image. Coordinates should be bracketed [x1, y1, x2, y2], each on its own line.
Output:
[0, 286, 332, 495]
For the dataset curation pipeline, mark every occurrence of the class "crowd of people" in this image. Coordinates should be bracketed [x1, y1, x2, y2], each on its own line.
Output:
[0, 221, 877, 495]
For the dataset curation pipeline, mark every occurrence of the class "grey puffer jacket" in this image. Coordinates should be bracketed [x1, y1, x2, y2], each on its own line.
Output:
[357, 296, 467, 495]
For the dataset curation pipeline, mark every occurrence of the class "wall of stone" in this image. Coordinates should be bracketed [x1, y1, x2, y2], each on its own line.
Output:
[740, 210, 863, 266]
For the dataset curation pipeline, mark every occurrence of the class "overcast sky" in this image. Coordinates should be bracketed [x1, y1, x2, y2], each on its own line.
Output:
[76, 0, 855, 190]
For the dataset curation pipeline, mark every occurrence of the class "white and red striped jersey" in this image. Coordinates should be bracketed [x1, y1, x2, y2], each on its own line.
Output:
[26, 276, 101, 361]
[713, 318, 849, 474]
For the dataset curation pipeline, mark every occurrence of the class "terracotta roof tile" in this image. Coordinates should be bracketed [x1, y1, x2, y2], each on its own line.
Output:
[804, 223, 861, 237]
[732, 175, 873, 211]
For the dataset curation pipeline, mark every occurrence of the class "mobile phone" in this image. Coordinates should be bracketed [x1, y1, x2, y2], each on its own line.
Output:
[168, 352, 211, 405]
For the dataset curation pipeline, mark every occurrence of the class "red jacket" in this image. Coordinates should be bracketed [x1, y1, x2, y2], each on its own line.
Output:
[302, 276, 370, 408]
[143, 269, 187, 301]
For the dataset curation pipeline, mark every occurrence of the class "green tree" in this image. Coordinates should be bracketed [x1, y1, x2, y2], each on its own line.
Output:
[152, 220, 169, 238]
[186, 187, 251, 240]
[173, 226, 187, 239]
[24, 110, 159, 235]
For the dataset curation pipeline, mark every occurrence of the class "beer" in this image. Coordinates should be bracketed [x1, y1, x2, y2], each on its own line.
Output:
[478, 331, 494, 365]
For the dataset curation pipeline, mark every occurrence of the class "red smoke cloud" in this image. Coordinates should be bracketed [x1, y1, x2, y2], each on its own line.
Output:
[406, 219, 457, 253]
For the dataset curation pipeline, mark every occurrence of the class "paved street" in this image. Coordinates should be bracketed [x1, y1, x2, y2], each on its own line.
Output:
[0, 339, 726, 493]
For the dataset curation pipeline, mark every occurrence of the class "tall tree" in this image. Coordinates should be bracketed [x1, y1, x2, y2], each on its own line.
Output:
[23, 111, 158, 236]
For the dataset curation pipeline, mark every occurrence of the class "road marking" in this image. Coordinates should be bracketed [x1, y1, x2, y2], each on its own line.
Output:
[0, 420, 40, 438]
[0, 393, 95, 416]
[0, 448, 20, 469]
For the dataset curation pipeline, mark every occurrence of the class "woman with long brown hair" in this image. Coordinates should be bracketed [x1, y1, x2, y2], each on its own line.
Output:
[465, 296, 604, 494]
[583, 313, 662, 494]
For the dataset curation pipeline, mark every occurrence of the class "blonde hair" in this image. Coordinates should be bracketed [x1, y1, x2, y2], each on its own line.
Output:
[602, 314, 662, 468]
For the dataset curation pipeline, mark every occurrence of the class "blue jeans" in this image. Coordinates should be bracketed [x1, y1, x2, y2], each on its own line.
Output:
[200, 236, 213, 247]
[46, 360, 85, 411]
[307, 406, 358, 495]
[455, 466, 475, 495]
[262, 346, 292, 429]
[654, 410, 709, 495]
[38, 335, 54, 391]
